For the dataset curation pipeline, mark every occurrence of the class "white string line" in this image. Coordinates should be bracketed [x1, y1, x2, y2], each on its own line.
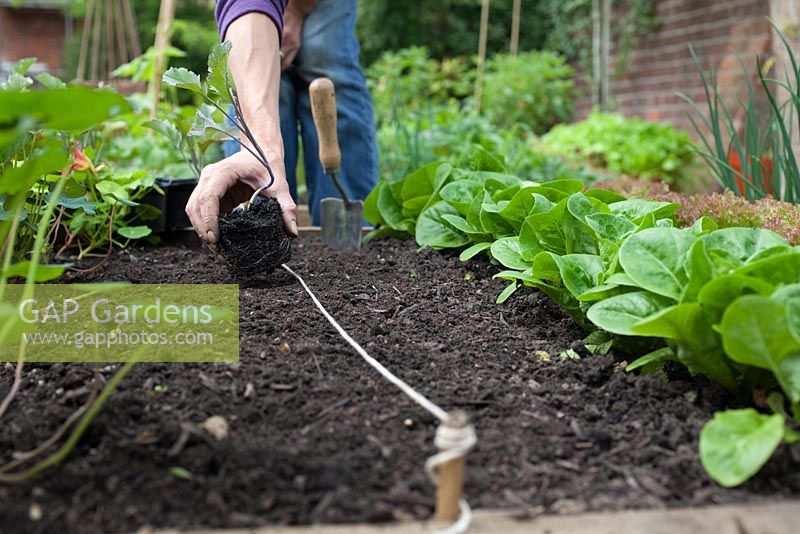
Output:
[281, 263, 475, 534]
[281, 263, 450, 422]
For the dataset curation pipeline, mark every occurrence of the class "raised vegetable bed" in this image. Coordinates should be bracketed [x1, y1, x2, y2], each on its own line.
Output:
[1, 236, 798, 533]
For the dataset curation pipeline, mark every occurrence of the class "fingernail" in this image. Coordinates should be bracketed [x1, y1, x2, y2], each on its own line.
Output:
[290, 220, 298, 237]
[206, 230, 217, 243]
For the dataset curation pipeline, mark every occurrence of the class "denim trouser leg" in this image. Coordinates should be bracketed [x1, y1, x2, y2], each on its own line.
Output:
[291, 0, 378, 225]
[279, 73, 300, 201]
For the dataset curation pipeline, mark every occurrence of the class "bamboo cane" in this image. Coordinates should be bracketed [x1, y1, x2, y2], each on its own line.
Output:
[147, 0, 178, 118]
[510, 0, 521, 56]
[474, 0, 491, 114]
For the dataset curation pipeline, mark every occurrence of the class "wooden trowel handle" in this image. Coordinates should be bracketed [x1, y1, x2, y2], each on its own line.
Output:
[309, 78, 341, 175]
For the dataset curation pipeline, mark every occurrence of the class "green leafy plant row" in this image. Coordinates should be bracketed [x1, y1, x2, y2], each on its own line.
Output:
[366, 147, 800, 488]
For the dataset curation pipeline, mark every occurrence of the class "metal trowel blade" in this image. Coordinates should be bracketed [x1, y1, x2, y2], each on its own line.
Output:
[320, 198, 363, 250]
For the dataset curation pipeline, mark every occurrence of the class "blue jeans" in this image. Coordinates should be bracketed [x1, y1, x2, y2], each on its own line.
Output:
[224, 0, 378, 225]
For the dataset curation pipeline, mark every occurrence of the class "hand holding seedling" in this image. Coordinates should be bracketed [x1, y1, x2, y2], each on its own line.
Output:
[187, 150, 295, 244]
[165, 14, 298, 245]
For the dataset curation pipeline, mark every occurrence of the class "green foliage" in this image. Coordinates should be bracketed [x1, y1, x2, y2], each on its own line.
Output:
[357, 0, 549, 67]
[367, 47, 475, 125]
[367, 151, 800, 488]
[482, 52, 576, 135]
[541, 111, 696, 185]
[0, 58, 158, 263]
[680, 22, 800, 203]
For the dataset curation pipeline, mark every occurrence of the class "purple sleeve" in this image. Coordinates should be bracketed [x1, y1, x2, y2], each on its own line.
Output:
[215, 0, 287, 41]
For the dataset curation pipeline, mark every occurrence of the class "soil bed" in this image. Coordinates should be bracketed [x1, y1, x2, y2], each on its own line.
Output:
[1, 236, 799, 533]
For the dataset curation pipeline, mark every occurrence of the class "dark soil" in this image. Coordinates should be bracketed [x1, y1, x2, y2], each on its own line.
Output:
[1, 236, 799, 533]
[218, 197, 292, 278]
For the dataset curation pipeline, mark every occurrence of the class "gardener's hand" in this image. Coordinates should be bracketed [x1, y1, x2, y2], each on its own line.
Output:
[186, 151, 298, 246]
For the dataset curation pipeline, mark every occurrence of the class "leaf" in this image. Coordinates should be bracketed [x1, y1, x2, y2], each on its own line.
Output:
[626, 347, 677, 372]
[169, 466, 194, 480]
[459, 242, 491, 261]
[585, 213, 637, 242]
[698, 274, 774, 325]
[145, 119, 184, 152]
[207, 42, 233, 101]
[440, 180, 483, 215]
[0, 86, 131, 131]
[189, 104, 236, 138]
[117, 226, 153, 239]
[634, 302, 738, 391]
[720, 296, 800, 401]
[13, 57, 36, 75]
[689, 216, 718, 236]
[34, 72, 66, 89]
[584, 188, 627, 204]
[700, 409, 785, 488]
[48, 193, 98, 215]
[2, 261, 65, 282]
[377, 183, 410, 232]
[586, 291, 675, 336]
[619, 228, 696, 300]
[0, 147, 67, 194]
[703, 228, 788, 267]
[496, 282, 519, 304]
[458, 144, 505, 172]
[490, 237, 532, 270]
[415, 201, 469, 249]
[2, 73, 33, 91]
[163, 67, 204, 95]
[609, 199, 679, 223]
[553, 254, 604, 301]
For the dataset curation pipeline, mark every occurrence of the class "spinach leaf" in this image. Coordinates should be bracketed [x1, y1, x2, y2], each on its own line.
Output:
[700, 409, 786, 488]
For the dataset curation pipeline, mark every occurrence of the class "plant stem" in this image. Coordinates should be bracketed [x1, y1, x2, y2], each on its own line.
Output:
[0, 361, 136, 484]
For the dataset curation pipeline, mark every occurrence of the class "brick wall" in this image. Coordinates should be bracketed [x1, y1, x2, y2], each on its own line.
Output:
[0, 6, 66, 72]
[574, 0, 773, 135]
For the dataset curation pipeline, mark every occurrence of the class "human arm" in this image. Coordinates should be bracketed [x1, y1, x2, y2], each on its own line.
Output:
[281, 0, 317, 70]
[186, 9, 298, 244]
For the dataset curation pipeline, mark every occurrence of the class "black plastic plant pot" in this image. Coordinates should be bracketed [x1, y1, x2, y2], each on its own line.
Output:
[142, 178, 197, 233]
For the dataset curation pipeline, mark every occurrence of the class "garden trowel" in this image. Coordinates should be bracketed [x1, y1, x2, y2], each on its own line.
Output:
[309, 77, 363, 250]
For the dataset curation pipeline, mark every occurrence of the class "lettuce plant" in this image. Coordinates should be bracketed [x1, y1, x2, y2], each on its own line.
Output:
[366, 149, 800, 488]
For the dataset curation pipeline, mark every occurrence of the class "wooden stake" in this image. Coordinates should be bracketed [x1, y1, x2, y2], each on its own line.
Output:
[435, 411, 469, 524]
[510, 0, 521, 56]
[76, 0, 95, 81]
[474, 0, 491, 114]
[148, 0, 177, 118]
[122, 0, 142, 58]
[89, 0, 102, 82]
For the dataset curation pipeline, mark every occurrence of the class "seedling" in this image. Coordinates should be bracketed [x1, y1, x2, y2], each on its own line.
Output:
[163, 43, 291, 277]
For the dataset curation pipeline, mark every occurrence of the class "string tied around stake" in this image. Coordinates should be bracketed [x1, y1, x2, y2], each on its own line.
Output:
[425, 413, 477, 534]
[280, 263, 476, 534]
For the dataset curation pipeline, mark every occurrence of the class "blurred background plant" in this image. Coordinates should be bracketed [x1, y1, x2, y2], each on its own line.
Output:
[541, 110, 696, 187]
[0, 58, 160, 265]
[681, 22, 799, 204]
[482, 51, 576, 135]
